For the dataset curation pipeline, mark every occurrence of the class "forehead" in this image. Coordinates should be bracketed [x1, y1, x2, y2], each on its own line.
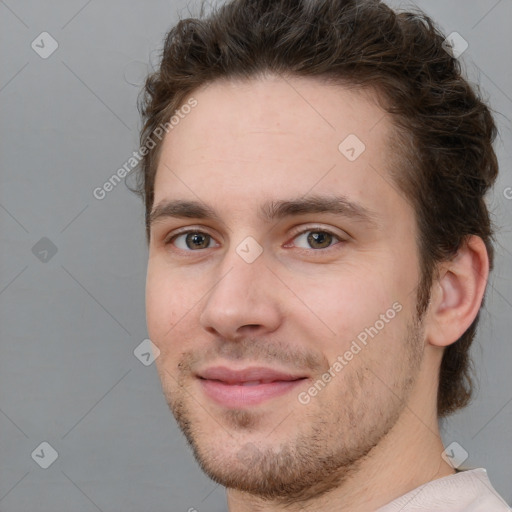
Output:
[153, 75, 407, 228]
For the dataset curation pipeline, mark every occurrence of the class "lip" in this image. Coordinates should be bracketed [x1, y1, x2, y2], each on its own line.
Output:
[196, 365, 309, 407]
[198, 365, 307, 384]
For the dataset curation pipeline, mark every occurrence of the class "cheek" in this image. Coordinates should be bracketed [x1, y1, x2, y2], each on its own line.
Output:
[145, 265, 183, 347]
[288, 264, 401, 346]
[146, 262, 211, 364]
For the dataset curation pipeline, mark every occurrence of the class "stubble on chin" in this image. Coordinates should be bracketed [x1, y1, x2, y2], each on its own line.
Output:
[158, 316, 425, 503]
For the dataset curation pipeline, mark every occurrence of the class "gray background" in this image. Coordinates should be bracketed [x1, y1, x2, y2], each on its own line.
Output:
[0, 0, 510, 510]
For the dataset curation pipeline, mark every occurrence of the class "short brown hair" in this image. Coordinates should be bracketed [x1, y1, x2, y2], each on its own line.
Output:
[134, 0, 499, 417]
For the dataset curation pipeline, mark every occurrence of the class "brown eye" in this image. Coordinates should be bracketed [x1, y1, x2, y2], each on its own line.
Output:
[168, 231, 216, 250]
[185, 233, 211, 249]
[292, 229, 341, 250]
[307, 231, 333, 249]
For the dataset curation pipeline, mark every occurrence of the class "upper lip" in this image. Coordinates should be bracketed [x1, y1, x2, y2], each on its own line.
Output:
[197, 366, 308, 384]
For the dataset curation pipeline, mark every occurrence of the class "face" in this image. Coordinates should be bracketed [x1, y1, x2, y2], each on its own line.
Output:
[146, 75, 426, 502]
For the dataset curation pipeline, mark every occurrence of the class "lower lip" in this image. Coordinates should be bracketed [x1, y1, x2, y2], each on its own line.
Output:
[199, 378, 307, 407]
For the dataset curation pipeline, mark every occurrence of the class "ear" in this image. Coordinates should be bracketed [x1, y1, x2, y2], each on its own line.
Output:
[424, 235, 490, 348]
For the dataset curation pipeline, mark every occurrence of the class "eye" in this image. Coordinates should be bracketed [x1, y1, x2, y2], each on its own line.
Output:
[166, 230, 218, 251]
[164, 227, 345, 253]
[287, 228, 344, 250]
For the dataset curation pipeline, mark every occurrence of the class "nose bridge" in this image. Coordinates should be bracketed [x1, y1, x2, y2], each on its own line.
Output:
[199, 241, 281, 338]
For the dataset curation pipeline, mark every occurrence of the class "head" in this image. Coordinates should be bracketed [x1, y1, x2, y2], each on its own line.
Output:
[135, 0, 498, 503]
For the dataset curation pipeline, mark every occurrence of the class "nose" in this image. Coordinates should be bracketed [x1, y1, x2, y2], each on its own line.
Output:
[199, 248, 283, 341]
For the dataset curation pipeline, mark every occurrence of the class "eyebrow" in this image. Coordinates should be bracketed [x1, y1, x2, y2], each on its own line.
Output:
[148, 194, 379, 230]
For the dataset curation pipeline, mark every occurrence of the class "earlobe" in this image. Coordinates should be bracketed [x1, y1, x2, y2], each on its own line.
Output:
[425, 235, 489, 348]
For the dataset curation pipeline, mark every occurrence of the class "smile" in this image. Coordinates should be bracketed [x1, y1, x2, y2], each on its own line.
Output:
[198, 378, 307, 407]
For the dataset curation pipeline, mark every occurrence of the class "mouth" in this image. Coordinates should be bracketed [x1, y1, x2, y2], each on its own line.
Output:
[196, 366, 309, 407]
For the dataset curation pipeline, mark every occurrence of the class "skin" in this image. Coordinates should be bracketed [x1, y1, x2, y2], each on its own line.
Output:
[145, 74, 489, 511]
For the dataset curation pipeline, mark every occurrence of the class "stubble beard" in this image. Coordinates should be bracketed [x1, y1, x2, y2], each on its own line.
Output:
[160, 316, 424, 505]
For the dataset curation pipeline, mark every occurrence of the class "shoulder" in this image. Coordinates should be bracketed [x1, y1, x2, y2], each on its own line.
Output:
[377, 468, 511, 512]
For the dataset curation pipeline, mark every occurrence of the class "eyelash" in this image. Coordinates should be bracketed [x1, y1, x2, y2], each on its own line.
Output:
[164, 226, 346, 254]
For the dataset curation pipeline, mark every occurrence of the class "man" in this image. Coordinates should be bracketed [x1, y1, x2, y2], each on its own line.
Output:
[135, 0, 510, 510]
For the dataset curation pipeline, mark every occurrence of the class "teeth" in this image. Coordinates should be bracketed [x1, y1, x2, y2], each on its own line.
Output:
[240, 380, 274, 386]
